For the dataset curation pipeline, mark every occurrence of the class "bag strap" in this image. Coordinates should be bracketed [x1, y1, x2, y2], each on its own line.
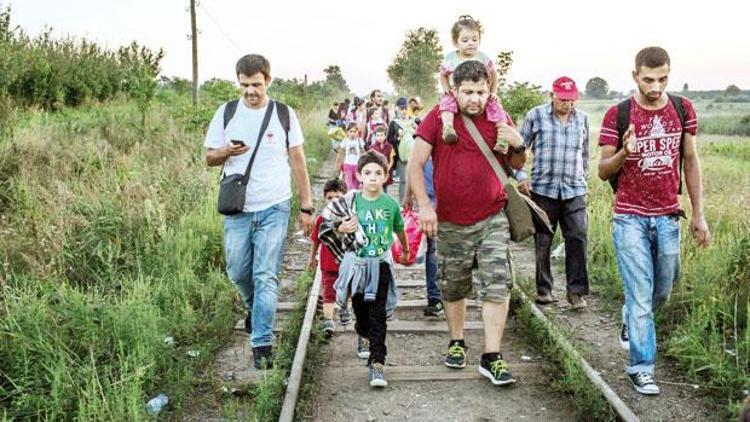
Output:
[240, 101, 276, 185]
[220, 100, 276, 184]
[460, 114, 510, 184]
[667, 93, 687, 194]
[462, 114, 554, 234]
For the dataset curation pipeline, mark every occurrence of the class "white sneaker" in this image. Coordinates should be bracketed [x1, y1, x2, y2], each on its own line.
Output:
[356, 336, 370, 359]
[628, 372, 660, 395]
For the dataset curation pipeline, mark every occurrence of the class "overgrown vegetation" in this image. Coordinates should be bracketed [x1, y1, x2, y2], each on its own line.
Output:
[511, 284, 617, 422]
[0, 6, 339, 418]
[578, 102, 750, 418]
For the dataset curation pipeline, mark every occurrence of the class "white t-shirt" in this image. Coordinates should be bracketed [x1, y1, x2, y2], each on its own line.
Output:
[204, 99, 304, 212]
[340, 138, 365, 165]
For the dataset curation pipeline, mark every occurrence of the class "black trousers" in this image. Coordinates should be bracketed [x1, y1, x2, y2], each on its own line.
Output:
[532, 192, 589, 296]
[352, 263, 391, 365]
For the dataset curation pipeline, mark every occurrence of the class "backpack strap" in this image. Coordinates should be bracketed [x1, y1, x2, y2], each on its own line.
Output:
[667, 94, 687, 194]
[276, 101, 291, 149]
[609, 98, 632, 192]
[223, 99, 239, 129]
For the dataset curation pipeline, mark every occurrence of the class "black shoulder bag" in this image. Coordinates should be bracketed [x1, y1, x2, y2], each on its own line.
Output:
[217, 101, 276, 215]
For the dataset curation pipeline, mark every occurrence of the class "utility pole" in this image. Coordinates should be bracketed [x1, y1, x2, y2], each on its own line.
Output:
[189, 0, 199, 106]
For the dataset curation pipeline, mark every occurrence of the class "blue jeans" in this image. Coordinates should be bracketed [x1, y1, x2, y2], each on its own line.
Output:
[223, 200, 290, 348]
[613, 213, 681, 375]
[425, 237, 441, 301]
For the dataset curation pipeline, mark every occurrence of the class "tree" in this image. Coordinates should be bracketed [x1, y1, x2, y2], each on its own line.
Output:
[585, 77, 609, 99]
[682, 83, 689, 92]
[323, 65, 349, 95]
[387, 27, 442, 102]
[500, 82, 546, 124]
[118, 42, 164, 131]
[495, 51, 513, 92]
[726, 84, 742, 96]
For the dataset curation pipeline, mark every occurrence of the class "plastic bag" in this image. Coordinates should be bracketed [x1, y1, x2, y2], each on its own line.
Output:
[391, 209, 423, 265]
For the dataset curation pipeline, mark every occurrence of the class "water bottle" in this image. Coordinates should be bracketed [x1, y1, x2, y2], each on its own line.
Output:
[145, 393, 168, 415]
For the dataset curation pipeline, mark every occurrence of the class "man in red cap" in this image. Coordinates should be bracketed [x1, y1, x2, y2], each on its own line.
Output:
[516, 76, 590, 309]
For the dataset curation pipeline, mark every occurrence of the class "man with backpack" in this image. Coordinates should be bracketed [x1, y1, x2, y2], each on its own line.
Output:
[597, 46, 710, 395]
[203, 54, 314, 370]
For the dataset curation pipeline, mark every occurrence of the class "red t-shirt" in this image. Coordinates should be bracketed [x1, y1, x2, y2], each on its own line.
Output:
[599, 97, 697, 216]
[415, 105, 514, 225]
[311, 215, 339, 272]
[368, 141, 394, 184]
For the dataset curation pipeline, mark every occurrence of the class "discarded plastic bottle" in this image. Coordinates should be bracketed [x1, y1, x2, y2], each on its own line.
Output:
[145, 393, 168, 415]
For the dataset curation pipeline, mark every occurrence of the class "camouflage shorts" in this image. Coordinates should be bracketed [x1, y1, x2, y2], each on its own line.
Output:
[437, 211, 514, 303]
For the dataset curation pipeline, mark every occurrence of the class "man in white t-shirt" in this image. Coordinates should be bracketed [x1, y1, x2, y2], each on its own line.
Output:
[204, 54, 314, 370]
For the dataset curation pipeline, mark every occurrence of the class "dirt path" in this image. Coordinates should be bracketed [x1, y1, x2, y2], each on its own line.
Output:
[510, 242, 722, 421]
[306, 183, 579, 421]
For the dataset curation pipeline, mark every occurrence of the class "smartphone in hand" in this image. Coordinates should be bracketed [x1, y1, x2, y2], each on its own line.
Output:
[230, 140, 246, 147]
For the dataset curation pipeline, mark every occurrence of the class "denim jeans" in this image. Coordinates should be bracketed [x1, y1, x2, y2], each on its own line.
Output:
[223, 200, 291, 348]
[425, 237, 441, 301]
[613, 213, 681, 375]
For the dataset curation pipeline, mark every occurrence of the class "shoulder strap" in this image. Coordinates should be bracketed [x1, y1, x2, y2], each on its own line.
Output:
[460, 114, 510, 185]
[667, 93, 687, 194]
[615, 98, 631, 150]
[276, 101, 291, 149]
[223, 99, 239, 129]
[609, 98, 632, 192]
[240, 101, 276, 185]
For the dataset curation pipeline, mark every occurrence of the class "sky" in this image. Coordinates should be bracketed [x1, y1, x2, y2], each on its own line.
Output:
[7, 0, 750, 97]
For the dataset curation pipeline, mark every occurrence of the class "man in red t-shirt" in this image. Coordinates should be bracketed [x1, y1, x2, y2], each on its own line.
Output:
[597, 46, 711, 396]
[407, 60, 527, 386]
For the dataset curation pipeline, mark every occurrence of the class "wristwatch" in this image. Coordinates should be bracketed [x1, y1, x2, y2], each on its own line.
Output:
[300, 206, 315, 215]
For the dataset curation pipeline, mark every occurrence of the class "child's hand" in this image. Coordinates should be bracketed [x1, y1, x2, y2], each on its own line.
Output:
[337, 216, 359, 234]
[494, 138, 509, 155]
[400, 250, 411, 265]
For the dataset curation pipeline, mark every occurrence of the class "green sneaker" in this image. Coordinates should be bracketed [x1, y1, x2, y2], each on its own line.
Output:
[479, 354, 516, 386]
[444, 341, 467, 369]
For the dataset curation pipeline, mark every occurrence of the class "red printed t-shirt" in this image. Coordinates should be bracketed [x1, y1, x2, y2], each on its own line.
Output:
[415, 105, 514, 226]
[599, 97, 697, 216]
[368, 141, 394, 184]
[311, 215, 339, 272]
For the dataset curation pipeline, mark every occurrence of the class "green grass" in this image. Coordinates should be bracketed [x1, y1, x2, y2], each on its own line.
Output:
[511, 283, 617, 421]
[0, 91, 333, 420]
[572, 128, 750, 418]
[0, 98, 238, 420]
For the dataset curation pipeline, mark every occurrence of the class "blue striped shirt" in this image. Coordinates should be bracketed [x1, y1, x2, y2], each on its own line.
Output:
[516, 103, 589, 200]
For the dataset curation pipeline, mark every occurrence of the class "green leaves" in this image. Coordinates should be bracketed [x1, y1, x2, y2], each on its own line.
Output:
[387, 27, 443, 102]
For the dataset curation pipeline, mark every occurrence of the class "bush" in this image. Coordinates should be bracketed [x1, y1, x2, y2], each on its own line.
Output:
[500, 81, 547, 123]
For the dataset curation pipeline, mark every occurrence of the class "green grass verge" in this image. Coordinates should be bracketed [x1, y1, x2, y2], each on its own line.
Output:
[511, 282, 617, 422]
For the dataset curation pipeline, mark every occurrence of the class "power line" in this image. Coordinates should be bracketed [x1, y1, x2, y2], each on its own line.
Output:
[198, 2, 243, 54]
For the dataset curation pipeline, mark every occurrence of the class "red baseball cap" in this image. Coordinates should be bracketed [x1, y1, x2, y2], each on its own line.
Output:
[552, 76, 580, 100]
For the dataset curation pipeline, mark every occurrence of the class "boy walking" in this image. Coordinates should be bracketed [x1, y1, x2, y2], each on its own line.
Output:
[324, 151, 410, 387]
[308, 179, 348, 337]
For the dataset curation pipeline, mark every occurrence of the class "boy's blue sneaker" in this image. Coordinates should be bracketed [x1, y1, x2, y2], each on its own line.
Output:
[339, 307, 352, 325]
[356, 336, 370, 359]
[369, 363, 387, 387]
